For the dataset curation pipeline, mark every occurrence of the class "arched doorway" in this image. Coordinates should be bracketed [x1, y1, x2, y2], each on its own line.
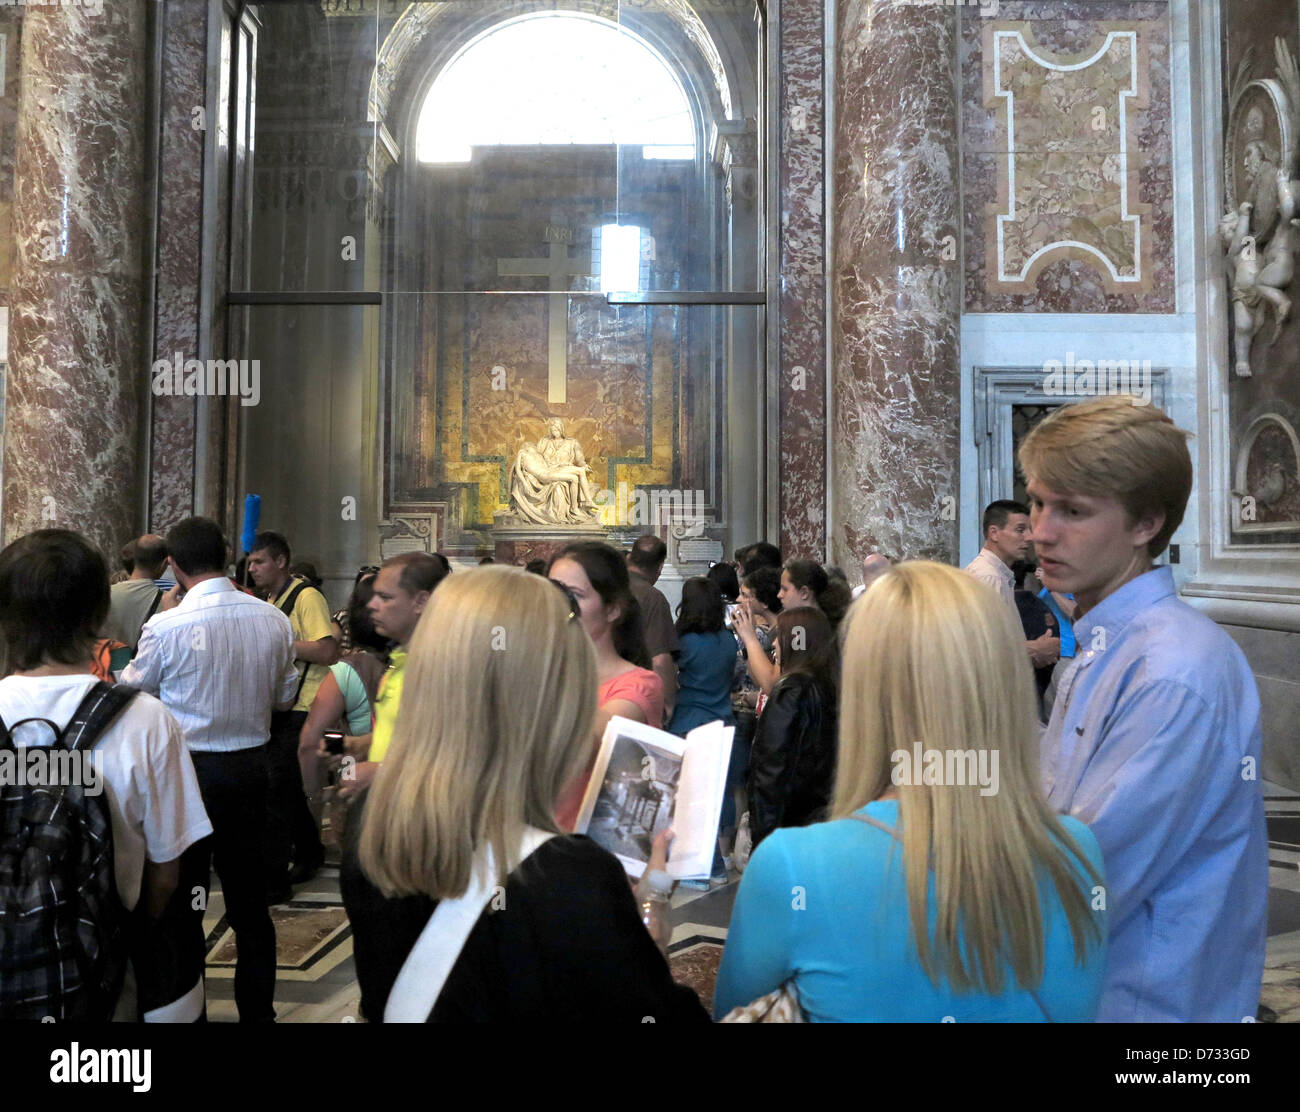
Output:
[232, 0, 764, 595]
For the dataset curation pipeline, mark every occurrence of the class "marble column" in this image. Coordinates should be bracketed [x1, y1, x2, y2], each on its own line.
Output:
[778, 0, 828, 561]
[150, 0, 209, 532]
[5, 1, 149, 556]
[831, 0, 961, 570]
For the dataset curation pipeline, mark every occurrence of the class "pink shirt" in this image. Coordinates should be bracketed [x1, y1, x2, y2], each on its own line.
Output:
[598, 666, 665, 729]
[557, 667, 666, 831]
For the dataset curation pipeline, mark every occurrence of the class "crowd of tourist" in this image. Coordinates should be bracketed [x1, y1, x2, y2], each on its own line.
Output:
[0, 398, 1267, 1023]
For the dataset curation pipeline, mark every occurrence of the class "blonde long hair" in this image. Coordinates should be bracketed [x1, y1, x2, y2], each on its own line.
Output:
[832, 561, 1102, 993]
[359, 566, 597, 899]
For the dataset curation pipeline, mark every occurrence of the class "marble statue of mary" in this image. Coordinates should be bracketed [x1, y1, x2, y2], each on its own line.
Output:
[508, 418, 601, 525]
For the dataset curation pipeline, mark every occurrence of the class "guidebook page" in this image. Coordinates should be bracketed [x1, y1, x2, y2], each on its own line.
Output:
[574, 716, 732, 880]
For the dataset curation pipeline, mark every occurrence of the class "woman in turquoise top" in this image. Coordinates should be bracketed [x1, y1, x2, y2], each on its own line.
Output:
[714, 561, 1108, 1022]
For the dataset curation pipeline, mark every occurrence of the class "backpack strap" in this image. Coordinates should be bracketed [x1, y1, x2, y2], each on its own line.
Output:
[276, 578, 309, 618]
[128, 590, 166, 662]
[0, 682, 137, 755]
[276, 579, 314, 706]
[59, 682, 140, 753]
[143, 588, 165, 625]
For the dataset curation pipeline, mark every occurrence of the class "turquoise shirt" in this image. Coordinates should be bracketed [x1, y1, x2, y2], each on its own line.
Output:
[328, 660, 374, 735]
[714, 800, 1108, 1022]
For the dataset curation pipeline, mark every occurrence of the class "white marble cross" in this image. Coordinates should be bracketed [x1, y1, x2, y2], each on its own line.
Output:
[497, 225, 592, 404]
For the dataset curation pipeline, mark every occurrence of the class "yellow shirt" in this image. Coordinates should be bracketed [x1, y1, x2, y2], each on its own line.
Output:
[273, 578, 336, 712]
[368, 649, 408, 764]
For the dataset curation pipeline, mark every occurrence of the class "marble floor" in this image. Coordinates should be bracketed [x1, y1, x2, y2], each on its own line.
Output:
[199, 783, 1300, 1022]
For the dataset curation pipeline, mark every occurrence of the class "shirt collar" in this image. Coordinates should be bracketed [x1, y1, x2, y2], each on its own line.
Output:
[179, 576, 237, 607]
[1071, 566, 1175, 649]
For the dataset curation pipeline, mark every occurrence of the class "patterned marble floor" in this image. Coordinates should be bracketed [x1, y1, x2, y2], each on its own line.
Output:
[198, 783, 1300, 1022]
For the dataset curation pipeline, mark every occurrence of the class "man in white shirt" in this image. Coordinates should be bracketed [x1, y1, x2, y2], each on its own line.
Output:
[0, 529, 212, 1021]
[964, 499, 1059, 669]
[123, 516, 300, 1023]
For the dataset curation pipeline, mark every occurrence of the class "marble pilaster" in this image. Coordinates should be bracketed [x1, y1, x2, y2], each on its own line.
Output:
[5, 1, 149, 556]
[831, 0, 961, 570]
[778, 0, 827, 561]
[150, 0, 209, 532]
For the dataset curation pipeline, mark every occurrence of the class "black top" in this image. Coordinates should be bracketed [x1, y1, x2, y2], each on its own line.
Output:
[747, 671, 838, 849]
[1014, 588, 1058, 696]
[341, 819, 709, 1023]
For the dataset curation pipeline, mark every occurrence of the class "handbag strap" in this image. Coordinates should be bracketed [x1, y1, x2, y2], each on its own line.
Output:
[384, 826, 556, 1023]
[848, 808, 898, 838]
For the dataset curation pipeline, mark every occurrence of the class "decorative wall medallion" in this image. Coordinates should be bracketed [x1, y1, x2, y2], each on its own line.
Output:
[984, 23, 1152, 293]
[1222, 37, 1300, 378]
[1233, 414, 1300, 533]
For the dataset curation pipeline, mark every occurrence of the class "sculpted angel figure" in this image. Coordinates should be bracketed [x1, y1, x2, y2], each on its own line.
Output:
[508, 419, 601, 525]
[1222, 39, 1300, 376]
[1221, 165, 1300, 377]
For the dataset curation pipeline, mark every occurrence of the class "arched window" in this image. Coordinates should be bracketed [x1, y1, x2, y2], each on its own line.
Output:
[416, 12, 696, 163]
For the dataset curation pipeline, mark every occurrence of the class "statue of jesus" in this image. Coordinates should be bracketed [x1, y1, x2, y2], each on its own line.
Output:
[508, 418, 601, 525]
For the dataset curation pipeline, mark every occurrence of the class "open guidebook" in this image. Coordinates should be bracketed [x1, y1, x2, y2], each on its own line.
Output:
[573, 715, 734, 880]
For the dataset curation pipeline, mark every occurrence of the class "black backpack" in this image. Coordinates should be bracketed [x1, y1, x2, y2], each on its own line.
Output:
[0, 682, 139, 1020]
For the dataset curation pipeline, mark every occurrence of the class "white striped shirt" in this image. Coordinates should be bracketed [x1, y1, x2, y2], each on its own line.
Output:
[121, 576, 300, 753]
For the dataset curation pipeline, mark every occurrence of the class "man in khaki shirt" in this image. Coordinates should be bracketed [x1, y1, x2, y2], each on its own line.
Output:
[102, 534, 169, 650]
[627, 535, 678, 726]
[248, 531, 338, 897]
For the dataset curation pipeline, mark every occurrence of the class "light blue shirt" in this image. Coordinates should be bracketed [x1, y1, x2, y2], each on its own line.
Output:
[714, 800, 1108, 1022]
[1041, 567, 1268, 1022]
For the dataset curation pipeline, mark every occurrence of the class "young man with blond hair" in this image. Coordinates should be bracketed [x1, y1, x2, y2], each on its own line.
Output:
[1020, 397, 1267, 1022]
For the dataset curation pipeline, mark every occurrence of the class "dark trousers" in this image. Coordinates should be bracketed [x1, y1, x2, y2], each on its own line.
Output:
[266, 709, 322, 882]
[181, 745, 277, 1022]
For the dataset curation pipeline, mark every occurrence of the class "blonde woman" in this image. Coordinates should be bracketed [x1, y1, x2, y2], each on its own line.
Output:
[714, 561, 1108, 1022]
[341, 566, 708, 1023]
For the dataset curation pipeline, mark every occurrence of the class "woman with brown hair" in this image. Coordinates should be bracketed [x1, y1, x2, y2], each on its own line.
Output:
[745, 606, 839, 849]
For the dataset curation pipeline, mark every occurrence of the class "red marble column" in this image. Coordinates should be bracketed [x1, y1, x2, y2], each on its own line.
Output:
[778, 0, 829, 562]
[150, 0, 208, 532]
[5, 1, 149, 556]
[831, 0, 961, 571]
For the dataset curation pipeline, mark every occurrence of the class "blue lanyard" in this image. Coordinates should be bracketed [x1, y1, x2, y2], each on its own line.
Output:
[1038, 588, 1076, 658]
